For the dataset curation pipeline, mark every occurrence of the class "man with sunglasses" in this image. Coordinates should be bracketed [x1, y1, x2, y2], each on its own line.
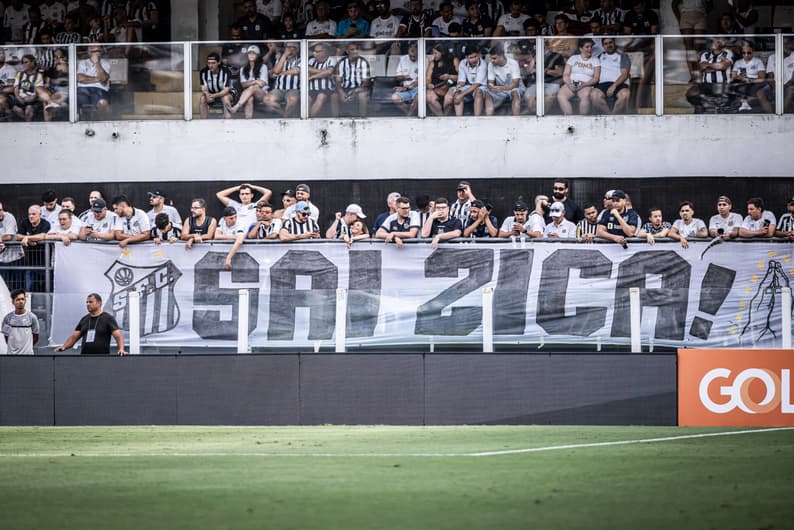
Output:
[280, 201, 321, 241]
[544, 179, 583, 223]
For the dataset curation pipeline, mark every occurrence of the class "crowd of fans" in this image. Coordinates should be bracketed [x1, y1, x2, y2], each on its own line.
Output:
[2, 180, 793, 290]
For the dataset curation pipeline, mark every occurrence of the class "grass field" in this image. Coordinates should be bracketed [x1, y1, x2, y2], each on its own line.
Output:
[1, 425, 793, 530]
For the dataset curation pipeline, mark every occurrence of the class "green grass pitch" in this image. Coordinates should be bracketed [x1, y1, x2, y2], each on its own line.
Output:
[1, 425, 792, 530]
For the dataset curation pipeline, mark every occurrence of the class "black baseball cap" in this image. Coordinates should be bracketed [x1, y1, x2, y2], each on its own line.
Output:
[281, 189, 296, 197]
[514, 200, 529, 211]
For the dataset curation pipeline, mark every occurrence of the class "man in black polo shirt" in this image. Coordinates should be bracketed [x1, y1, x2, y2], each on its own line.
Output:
[596, 189, 639, 248]
[54, 293, 126, 355]
[421, 197, 463, 248]
[16, 205, 51, 292]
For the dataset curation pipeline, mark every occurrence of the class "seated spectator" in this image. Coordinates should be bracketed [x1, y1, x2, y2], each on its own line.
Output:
[230, 45, 269, 119]
[83, 15, 108, 43]
[308, 42, 338, 117]
[265, 42, 301, 118]
[453, 46, 487, 117]
[739, 197, 776, 238]
[593, 0, 624, 35]
[591, 37, 630, 115]
[370, 0, 401, 46]
[731, 43, 767, 113]
[758, 37, 794, 114]
[637, 207, 671, 245]
[493, 0, 528, 37]
[109, 6, 137, 44]
[305, 1, 337, 39]
[146, 190, 182, 227]
[181, 198, 217, 249]
[391, 42, 420, 116]
[276, 12, 303, 39]
[432, 2, 462, 36]
[215, 206, 247, 271]
[544, 202, 577, 238]
[326, 203, 367, 240]
[425, 43, 457, 116]
[150, 212, 182, 245]
[563, 0, 594, 36]
[524, 44, 564, 115]
[248, 202, 282, 239]
[112, 195, 151, 247]
[76, 45, 111, 117]
[558, 38, 600, 116]
[485, 44, 524, 116]
[12, 55, 44, 122]
[775, 198, 794, 240]
[461, 0, 493, 37]
[596, 190, 638, 247]
[376, 196, 419, 247]
[42, 47, 69, 122]
[421, 197, 462, 248]
[548, 15, 577, 58]
[236, 0, 273, 41]
[668, 201, 708, 249]
[685, 37, 734, 114]
[576, 203, 600, 241]
[45, 210, 80, 246]
[708, 195, 743, 239]
[55, 14, 81, 44]
[335, 42, 371, 118]
[396, 0, 433, 39]
[279, 201, 321, 241]
[199, 52, 233, 120]
[256, 0, 283, 25]
[79, 199, 117, 241]
[336, 1, 370, 38]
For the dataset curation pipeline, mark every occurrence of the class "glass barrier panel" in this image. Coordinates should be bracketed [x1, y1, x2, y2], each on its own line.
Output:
[75, 43, 185, 121]
[0, 44, 69, 123]
[783, 34, 794, 115]
[664, 34, 776, 115]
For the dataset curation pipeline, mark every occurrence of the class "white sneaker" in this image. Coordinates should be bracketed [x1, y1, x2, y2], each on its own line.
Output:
[45, 102, 60, 109]
[739, 101, 752, 112]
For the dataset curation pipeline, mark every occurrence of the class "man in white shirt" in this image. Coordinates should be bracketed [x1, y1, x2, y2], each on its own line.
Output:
[454, 46, 487, 116]
[669, 200, 708, 249]
[146, 190, 182, 227]
[391, 42, 419, 115]
[79, 199, 117, 242]
[2, 288, 39, 355]
[305, 0, 337, 38]
[111, 195, 151, 247]
[215, 206, 247, 271]
[216, 182, 272, 230]
[485, 44, 524, 116]
[544, 202, 577, 238]
[45, 210, 80, 246]
[708, 195, 743, 240]
[76, 45, 111, 116]
[739, 197, 776, 238]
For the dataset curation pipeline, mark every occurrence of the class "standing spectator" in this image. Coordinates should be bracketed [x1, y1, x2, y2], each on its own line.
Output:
[76, 44, 111, 117]
[453, 45, 486, 116]
[375, 196, 419, 247]
[111, 195, 151, 247]
[576, 203, 600, 241]
[53, 293, 125, 355]
[41, 0, 67, 29]
[371, 191, 401, 235]
[230, 45, 269, 119]
[591, 37, 630, 115]
[596, 190, 638, 247]
[22, 7, 47, 44]
[16, 205, 51, 292]
[79, 198, 117, 241]
[237, 0, 272, 40]
[150, 213, 181, 245]
[421, 197, 462, 248]
[739, 197, 776, 239]
[391, 41, 419, 116]
[40, 190, 61, 226]
[637, 207, 671, 245]
[461, 0, 492, 37]
[485, 44, 524, 116]
[215, 206, 247, 271]
[78, 190, 104, 222]
[499, 199, 534, 238]
[273, 189, 297, 219]
[308, 42, 337, 117]
[544, 202, 577, 238]
[146, 190, 181, 227]
[45, 210, 80, 245]
[264, 42, 301, 118]
[730, 0, 758, 35]
[335, 41, 371, 118]
[546, 179, 583, 224]
[181, 198, 217, 249]
[216, 183, 272, 230]
[414, 194, 432, 229]
[199, 52, 233, 119]
[558, 37, 600, 116]
[247, 202, 282, 239]
[336, 1, 369, 38]
[774, 198, 794, 240]
[0, 201, 24, 290]
[12, 55, 44, 122]
[257, 0, 283, 26]
[2, 288, 39, 355]
[3, 0, 31, 43]
[326, 203, 367, 240]
[450, 180, 474, 224]
[282, 183, 319, 221]
[708, 195, 743, 240]
[279, 201, 321, 241]
[462, 199, 497, 238]
[527, 195, 550, 238]
[304, 0, 336, 38]
[0, 49, 17, 117]
[549, 14, 577, 58]
[668, 201, 708, 248]
[673, 0, 713, 80]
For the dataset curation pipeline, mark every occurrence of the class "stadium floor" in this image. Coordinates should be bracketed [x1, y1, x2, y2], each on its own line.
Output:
[1, 425, 792, 529]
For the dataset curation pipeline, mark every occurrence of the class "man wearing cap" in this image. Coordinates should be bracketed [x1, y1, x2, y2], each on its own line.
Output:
[544, 202, 577, 238]
[421, 197, 463, 249]
[215, 206, 247, 271]
[450, 180, 475, 224]
[499, 199, 531, 238]
[282, 184, 319, 222]
[326, 203, 367, 240]
[274, 189, 297, 219]
[739, 197, 776, 239]
[151, 213, 182, 245]
[79, 199, 117, 241]
[111, 195, 151, 248]
[708, 196, 742, 240]
[146, 190, 182, 227]
[280, 201, 321, 241]
[376, 196, 420, 247]
[216, 182, 273, 230]
[463, 199, 498, 238]
[775, 198, 794, 240]
[596, 189, 638, 247]
[248, 202, 282, 240]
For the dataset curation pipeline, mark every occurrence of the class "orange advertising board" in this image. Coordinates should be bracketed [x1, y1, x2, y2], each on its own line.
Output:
[678, 349, 794, 426]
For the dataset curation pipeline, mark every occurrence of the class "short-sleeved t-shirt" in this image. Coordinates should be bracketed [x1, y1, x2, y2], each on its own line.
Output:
[428, 216, 463, 237]
[742, 211, 776, 231]
[598, 209, 640, 236]
[708, 213, 743, 234]
[2, 310, 40, 354]
[75, 312, 120, 355]
[672, 218, 707, 238]
[381, 212, 420, 233]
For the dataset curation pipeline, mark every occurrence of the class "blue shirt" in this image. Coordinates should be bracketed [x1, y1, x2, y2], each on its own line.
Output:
[336, 18, 370, 37]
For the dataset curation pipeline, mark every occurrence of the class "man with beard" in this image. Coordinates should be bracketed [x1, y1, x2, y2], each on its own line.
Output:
[544, 179, 583, 223]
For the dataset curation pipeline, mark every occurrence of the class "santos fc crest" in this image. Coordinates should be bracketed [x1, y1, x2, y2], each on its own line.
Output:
[105, 260, 183, 336]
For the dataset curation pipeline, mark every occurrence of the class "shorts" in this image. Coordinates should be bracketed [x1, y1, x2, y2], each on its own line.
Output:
[310, 88, 336, 95]
[269, 89, 300, 103]
[393, 87, 418, 102]
[485, 86, 525, 102]
[77, 87, 110, 106]
[455, 84, 487, 103]
[595, 82, 630, 100]
[679, 11, 707, 31]
[527, 83, 561, 97]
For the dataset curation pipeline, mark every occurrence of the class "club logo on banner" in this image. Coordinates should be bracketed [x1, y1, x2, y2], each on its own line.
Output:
[105, 260, 183, 336]
[678, 349, 794, 426]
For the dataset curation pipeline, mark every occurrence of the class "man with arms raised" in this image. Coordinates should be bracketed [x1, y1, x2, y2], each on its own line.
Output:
[216, 182, 272, 230]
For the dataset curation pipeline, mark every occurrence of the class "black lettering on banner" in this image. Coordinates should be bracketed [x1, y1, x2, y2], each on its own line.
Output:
[536, 249, 612, 336]
[347, 250, 381, 338]
[192, 252, 260, 340]
[414, 248, 494, 336]
[611, 251, 690, 340]
[493, 249, 532, 335]
[268, 250, 338, 340]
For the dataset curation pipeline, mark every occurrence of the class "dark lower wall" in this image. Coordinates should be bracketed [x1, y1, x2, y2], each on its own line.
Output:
[4, 177, 790, 238]
[0, 353, 677, 426]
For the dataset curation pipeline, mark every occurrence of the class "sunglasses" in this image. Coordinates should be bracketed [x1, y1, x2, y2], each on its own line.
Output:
[553, 186, 566, 191]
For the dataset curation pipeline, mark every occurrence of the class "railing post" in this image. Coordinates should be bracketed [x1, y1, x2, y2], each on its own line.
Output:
[482, 287, 494, 353]
[655, 34, 663, 116]
[300, 39, 309, 119]
[335, 287, 347, 352]
[782, 287, 792, 350]
[536, 36, 544, 117]
[184, 41, 193, 121]
[629, 287, 641, 352]
[68, 44, 77, 123]
[417, 38, 427, 118]
[775, 33, 784, 116]
[128, 291, 141, 354]
[237, 289, 249, 353]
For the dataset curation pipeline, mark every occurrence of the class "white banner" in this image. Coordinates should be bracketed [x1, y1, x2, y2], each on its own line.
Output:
[52, 240, 794, 349]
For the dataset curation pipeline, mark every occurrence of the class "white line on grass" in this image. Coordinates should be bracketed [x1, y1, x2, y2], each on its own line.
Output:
[1, 427, 792, 458]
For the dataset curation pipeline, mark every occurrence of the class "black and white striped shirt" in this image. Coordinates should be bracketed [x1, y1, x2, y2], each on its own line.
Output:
[251, 219, 282, 239]
[778, 213, 794, 233]
[308, 56, 336, 91]
[450, 200, 471, 225]
[576, 219, 599, 238]
[282, 217, 320, 236]
[700, 49, 733, 83]
[593, 7, 623, 28]
[336, 56, 370, 89]
[274, 56, 301, 90]
[200, 65, 231, 94]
